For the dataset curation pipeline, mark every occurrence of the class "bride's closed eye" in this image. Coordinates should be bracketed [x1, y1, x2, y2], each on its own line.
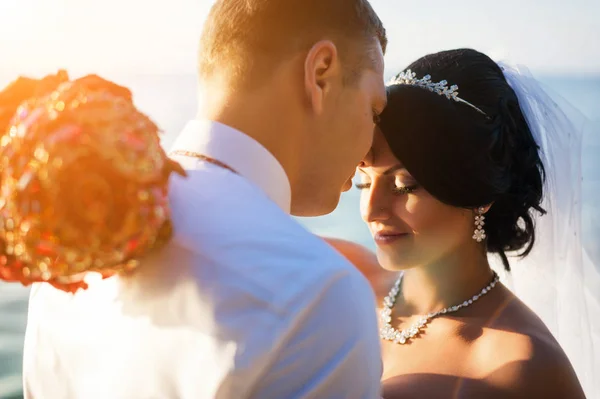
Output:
[354, 182, 419, 195]
[393, 185, 418, 195]
[393, 176, 419, 194]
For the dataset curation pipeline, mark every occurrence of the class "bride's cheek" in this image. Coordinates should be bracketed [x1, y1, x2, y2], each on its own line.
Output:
[395, 196, 434, 233]
[359, 191, 370, 220]
[391, 195, 417, 220]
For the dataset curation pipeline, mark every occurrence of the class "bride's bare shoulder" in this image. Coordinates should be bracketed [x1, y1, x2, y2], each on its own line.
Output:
[381, 292, 586, 399]
[474, 291, 586, 398]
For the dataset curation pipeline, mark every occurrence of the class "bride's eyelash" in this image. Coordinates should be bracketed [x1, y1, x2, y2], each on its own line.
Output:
[393, 185, 418, 195]
[354, 183, 418, 195]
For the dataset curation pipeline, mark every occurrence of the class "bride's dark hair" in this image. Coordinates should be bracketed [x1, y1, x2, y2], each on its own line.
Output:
[379, 49, 546, 271]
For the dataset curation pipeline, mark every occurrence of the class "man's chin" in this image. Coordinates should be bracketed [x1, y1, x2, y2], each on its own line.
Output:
[290, 192, 341, 217]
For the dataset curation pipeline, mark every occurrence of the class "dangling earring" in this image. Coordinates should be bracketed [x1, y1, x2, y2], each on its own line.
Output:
[473, 207, 486, 242]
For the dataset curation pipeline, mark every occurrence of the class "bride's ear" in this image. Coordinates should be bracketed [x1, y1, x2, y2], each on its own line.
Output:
[303, 40, 342, 115]
[478, 203, 494, 214]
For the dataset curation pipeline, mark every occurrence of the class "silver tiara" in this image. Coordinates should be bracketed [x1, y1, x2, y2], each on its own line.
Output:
[387, 69, 488, 117]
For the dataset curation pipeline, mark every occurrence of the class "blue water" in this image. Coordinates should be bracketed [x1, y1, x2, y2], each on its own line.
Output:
[0, 73, 598, 398]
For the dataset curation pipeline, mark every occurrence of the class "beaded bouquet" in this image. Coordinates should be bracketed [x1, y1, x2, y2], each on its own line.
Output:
[0, 71, 184, 293]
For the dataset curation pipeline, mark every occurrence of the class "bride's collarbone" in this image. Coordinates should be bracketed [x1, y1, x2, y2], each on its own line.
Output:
[380, 296, 543, 370]
[381, 301, 576, 398]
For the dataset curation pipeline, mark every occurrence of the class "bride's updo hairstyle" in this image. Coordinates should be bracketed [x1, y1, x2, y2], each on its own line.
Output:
[379, 49, 545, 270]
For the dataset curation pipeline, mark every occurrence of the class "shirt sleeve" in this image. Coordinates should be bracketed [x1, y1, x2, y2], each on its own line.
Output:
[248, 270, 383, 399]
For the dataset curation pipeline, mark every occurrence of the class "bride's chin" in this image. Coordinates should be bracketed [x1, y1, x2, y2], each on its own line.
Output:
[375, 249, 418, 272]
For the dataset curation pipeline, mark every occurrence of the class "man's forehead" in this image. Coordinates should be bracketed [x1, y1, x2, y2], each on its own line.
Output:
[368, 41, 385, 75]
[367, 43, 387, 108]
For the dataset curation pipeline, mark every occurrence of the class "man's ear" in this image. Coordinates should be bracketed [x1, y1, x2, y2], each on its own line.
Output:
[303, 40, 342, 115]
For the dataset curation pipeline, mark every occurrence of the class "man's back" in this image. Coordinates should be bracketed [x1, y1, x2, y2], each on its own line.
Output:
[23, 144, 382, 398]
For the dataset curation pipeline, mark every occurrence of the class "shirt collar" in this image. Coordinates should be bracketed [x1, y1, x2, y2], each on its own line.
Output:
[170, 120, 292, 213]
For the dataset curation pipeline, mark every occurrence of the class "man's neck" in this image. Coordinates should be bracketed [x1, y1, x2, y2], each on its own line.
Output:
[198, 87, 301, 195]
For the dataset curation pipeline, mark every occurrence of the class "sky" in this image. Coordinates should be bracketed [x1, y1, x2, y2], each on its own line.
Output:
[0, 0, 599, 80]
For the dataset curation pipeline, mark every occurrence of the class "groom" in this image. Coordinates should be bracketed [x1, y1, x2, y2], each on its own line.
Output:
[23, 0, 387, 398]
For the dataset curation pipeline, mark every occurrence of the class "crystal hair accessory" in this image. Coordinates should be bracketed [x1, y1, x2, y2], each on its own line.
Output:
[387, 69, 488, 117]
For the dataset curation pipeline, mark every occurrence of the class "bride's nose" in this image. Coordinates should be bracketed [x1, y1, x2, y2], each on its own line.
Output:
[360, 180, 392, 223]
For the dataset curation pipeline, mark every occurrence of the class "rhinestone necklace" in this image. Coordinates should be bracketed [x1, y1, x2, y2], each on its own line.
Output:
[380, 272, 500, 344]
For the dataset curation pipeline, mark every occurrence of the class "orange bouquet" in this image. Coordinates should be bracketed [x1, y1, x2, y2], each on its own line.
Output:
[0, 71, 184, 293]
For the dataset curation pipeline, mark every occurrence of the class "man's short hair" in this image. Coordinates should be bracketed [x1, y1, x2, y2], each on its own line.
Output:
[199, 0, 387, 87]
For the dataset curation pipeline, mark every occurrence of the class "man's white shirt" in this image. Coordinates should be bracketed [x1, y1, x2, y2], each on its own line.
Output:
[23, 120, 383, 399]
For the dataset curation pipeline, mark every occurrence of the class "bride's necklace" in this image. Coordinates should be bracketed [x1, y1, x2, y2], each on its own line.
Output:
[380, 272, 500, 344]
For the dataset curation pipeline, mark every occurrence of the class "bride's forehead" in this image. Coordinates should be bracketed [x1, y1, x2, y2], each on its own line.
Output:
[362, 133, 397, 167]
[360, 151, 400, 172]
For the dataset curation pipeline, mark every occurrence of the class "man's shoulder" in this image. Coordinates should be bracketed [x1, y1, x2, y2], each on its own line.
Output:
[169, 168, 365, 285]
[171, 229, 372, 322]
[169, 166, 302, 241]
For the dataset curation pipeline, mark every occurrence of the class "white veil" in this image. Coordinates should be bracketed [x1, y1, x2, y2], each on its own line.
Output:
[490, 62, 600, 398]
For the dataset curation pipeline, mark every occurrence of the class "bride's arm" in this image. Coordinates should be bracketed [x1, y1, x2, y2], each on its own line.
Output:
[323, 237, 396, 301]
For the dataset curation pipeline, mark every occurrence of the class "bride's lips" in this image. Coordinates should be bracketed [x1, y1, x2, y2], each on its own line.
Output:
[373, 231, 411, 245]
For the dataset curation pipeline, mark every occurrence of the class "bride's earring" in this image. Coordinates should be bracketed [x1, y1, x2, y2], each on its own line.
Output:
[473, 207, 486, 242]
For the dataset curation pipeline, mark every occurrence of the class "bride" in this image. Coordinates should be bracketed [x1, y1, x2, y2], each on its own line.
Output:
[332, 48, 596, 398]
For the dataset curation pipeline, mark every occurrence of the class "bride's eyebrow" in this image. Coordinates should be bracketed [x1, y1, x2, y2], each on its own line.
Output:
[382, 165, 406, 175]
[357, 164, 406, 175]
